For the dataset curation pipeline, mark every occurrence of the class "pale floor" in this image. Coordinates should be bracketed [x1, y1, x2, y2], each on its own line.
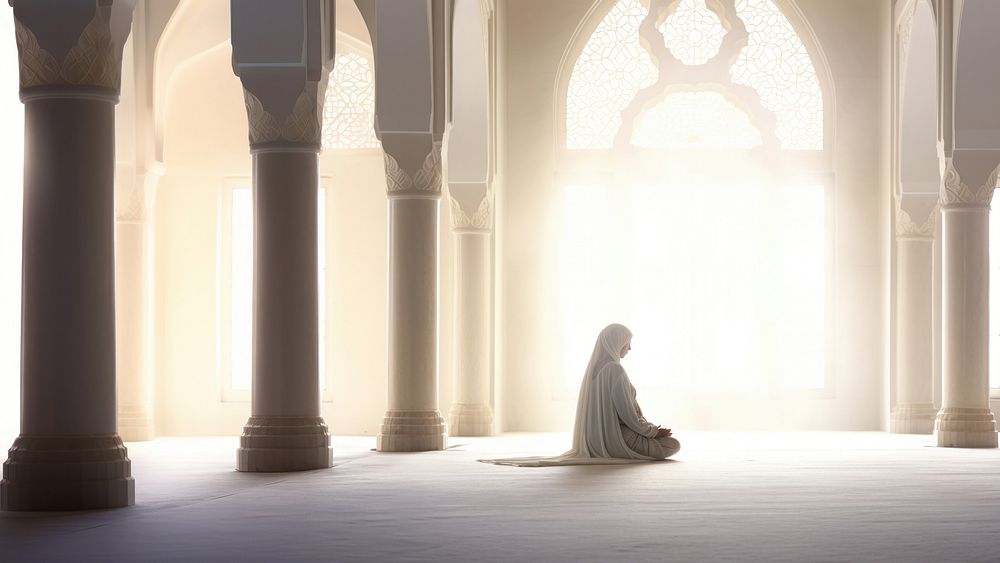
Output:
[2, 431, 1000, 562]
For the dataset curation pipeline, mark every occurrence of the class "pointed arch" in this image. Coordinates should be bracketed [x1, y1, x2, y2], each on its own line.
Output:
[554, 0, 835, 156]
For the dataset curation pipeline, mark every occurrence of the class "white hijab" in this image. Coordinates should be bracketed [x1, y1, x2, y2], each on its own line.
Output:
[482, 323, 657, 466]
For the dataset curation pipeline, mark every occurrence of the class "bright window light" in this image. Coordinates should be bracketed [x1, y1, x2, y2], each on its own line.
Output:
[230, 189, 254, 391]
[561, 183, 620, 386]
[631, 91, 763, 150]
[990, 209, 1000, 390]
[777, 184, 825, 389]
[230, 187, 326, 392]
[561, 181, 826, 392]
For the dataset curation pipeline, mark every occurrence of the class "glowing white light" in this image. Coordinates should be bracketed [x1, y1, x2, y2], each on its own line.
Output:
[561, 184, 620, 387]
[561, 179, 826, 391]
[776, 184, 825, 389]
[230, 189, 254, 391]
[323, 51, 379, 150]
[631, 91, 763, 149]
[991, 209, 1000, 390]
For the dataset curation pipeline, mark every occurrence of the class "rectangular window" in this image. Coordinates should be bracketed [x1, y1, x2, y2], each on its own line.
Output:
[220, 180, 328, 401]
[561, 180, 828, 392]
[990, 209, 1000, 395]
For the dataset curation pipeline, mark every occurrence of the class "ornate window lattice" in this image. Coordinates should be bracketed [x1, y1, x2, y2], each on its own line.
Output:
[566, 0, 823, 150]
[323, 51, 379, 150]
[565, 0, 657, 150]
[631, 91, 762, 149]
[661, 0, 727, 66]
[731, 0, 822, 149]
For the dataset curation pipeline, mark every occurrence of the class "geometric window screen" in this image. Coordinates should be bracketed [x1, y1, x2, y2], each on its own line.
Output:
[731, 0, 822, 149]
[566, 0, 657, 150]
[323, 51, 379, 150]
[660, 0, 726, 65]
[567, 0, 822, 150]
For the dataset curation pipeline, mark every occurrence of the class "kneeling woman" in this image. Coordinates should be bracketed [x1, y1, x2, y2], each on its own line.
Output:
[575, 323, 679, 461]
[484, 323, 679, 466]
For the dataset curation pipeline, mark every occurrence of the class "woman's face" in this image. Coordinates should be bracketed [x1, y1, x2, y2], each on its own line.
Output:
[620, 339, 631, 358]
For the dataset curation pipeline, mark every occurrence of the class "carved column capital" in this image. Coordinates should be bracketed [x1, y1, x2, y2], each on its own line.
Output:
[895, 205, 937, 240]
[11, 0, 135, 99]
[383, 143, 444, 198]
[230, 0, 335, 152]
[448, 185, 493, 232]
[939, 157, 998, 209]
[242, 84, 325, 149]
[114, 162, 164, 223]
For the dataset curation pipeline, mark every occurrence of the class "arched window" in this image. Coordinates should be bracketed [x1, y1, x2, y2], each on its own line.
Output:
[566, 0, 824, 151]
[559, 0, 830, 397]
[322, 38, 379, 150]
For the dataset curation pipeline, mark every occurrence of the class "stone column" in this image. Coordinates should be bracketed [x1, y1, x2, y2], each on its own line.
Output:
[445, 0, 494, 436]
[935, 154, 999, 447]
[377, 139, 448, 451]
[447, 188, 495, 436]
[890, 196, 938, 434]
[231, 0, 335, 472]
[2, 0, 135, 511]
[115, 165, 162, 442]
[356, 0, 452, 452]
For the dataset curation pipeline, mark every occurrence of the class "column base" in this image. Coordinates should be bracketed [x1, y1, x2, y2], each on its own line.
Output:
[237, 416, 332, 472]
[448, 403, 494, 437]
[934, 407, 998, 448]
[118, 405, 154, 442]
[377, 410, 447, 452]
[1, 434, 134, 511]
[889, 403, 937, 434]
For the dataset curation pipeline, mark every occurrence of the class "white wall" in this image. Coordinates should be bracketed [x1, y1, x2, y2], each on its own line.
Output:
[153, 39, 456, 436]
[498, 0, 885, 431]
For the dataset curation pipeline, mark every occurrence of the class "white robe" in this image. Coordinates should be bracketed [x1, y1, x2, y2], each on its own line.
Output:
[481, 323, 668, 467]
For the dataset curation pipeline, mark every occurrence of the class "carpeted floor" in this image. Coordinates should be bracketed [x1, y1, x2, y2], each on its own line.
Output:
[2, 431, 1000, 562]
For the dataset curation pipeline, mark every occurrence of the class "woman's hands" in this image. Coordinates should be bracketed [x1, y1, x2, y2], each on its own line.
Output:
[655, 427, 672, 438]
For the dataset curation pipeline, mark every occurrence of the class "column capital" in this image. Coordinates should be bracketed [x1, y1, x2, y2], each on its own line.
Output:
[894, 192, 938, 239]
[11, 0, 135, 100]
[895, 205, 937, 239]
[382, 138, 443, 198]
[939, 152, 1000, 209]
[448, 183, 493, 232]
[242, 84, 325, 150]
[114, 161, 164, 223]
[231, 0, 335, 151]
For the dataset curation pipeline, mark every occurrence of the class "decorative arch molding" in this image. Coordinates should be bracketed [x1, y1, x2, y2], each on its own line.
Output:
[553, 0, 836, 160]
[153, 0, 229, 163]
